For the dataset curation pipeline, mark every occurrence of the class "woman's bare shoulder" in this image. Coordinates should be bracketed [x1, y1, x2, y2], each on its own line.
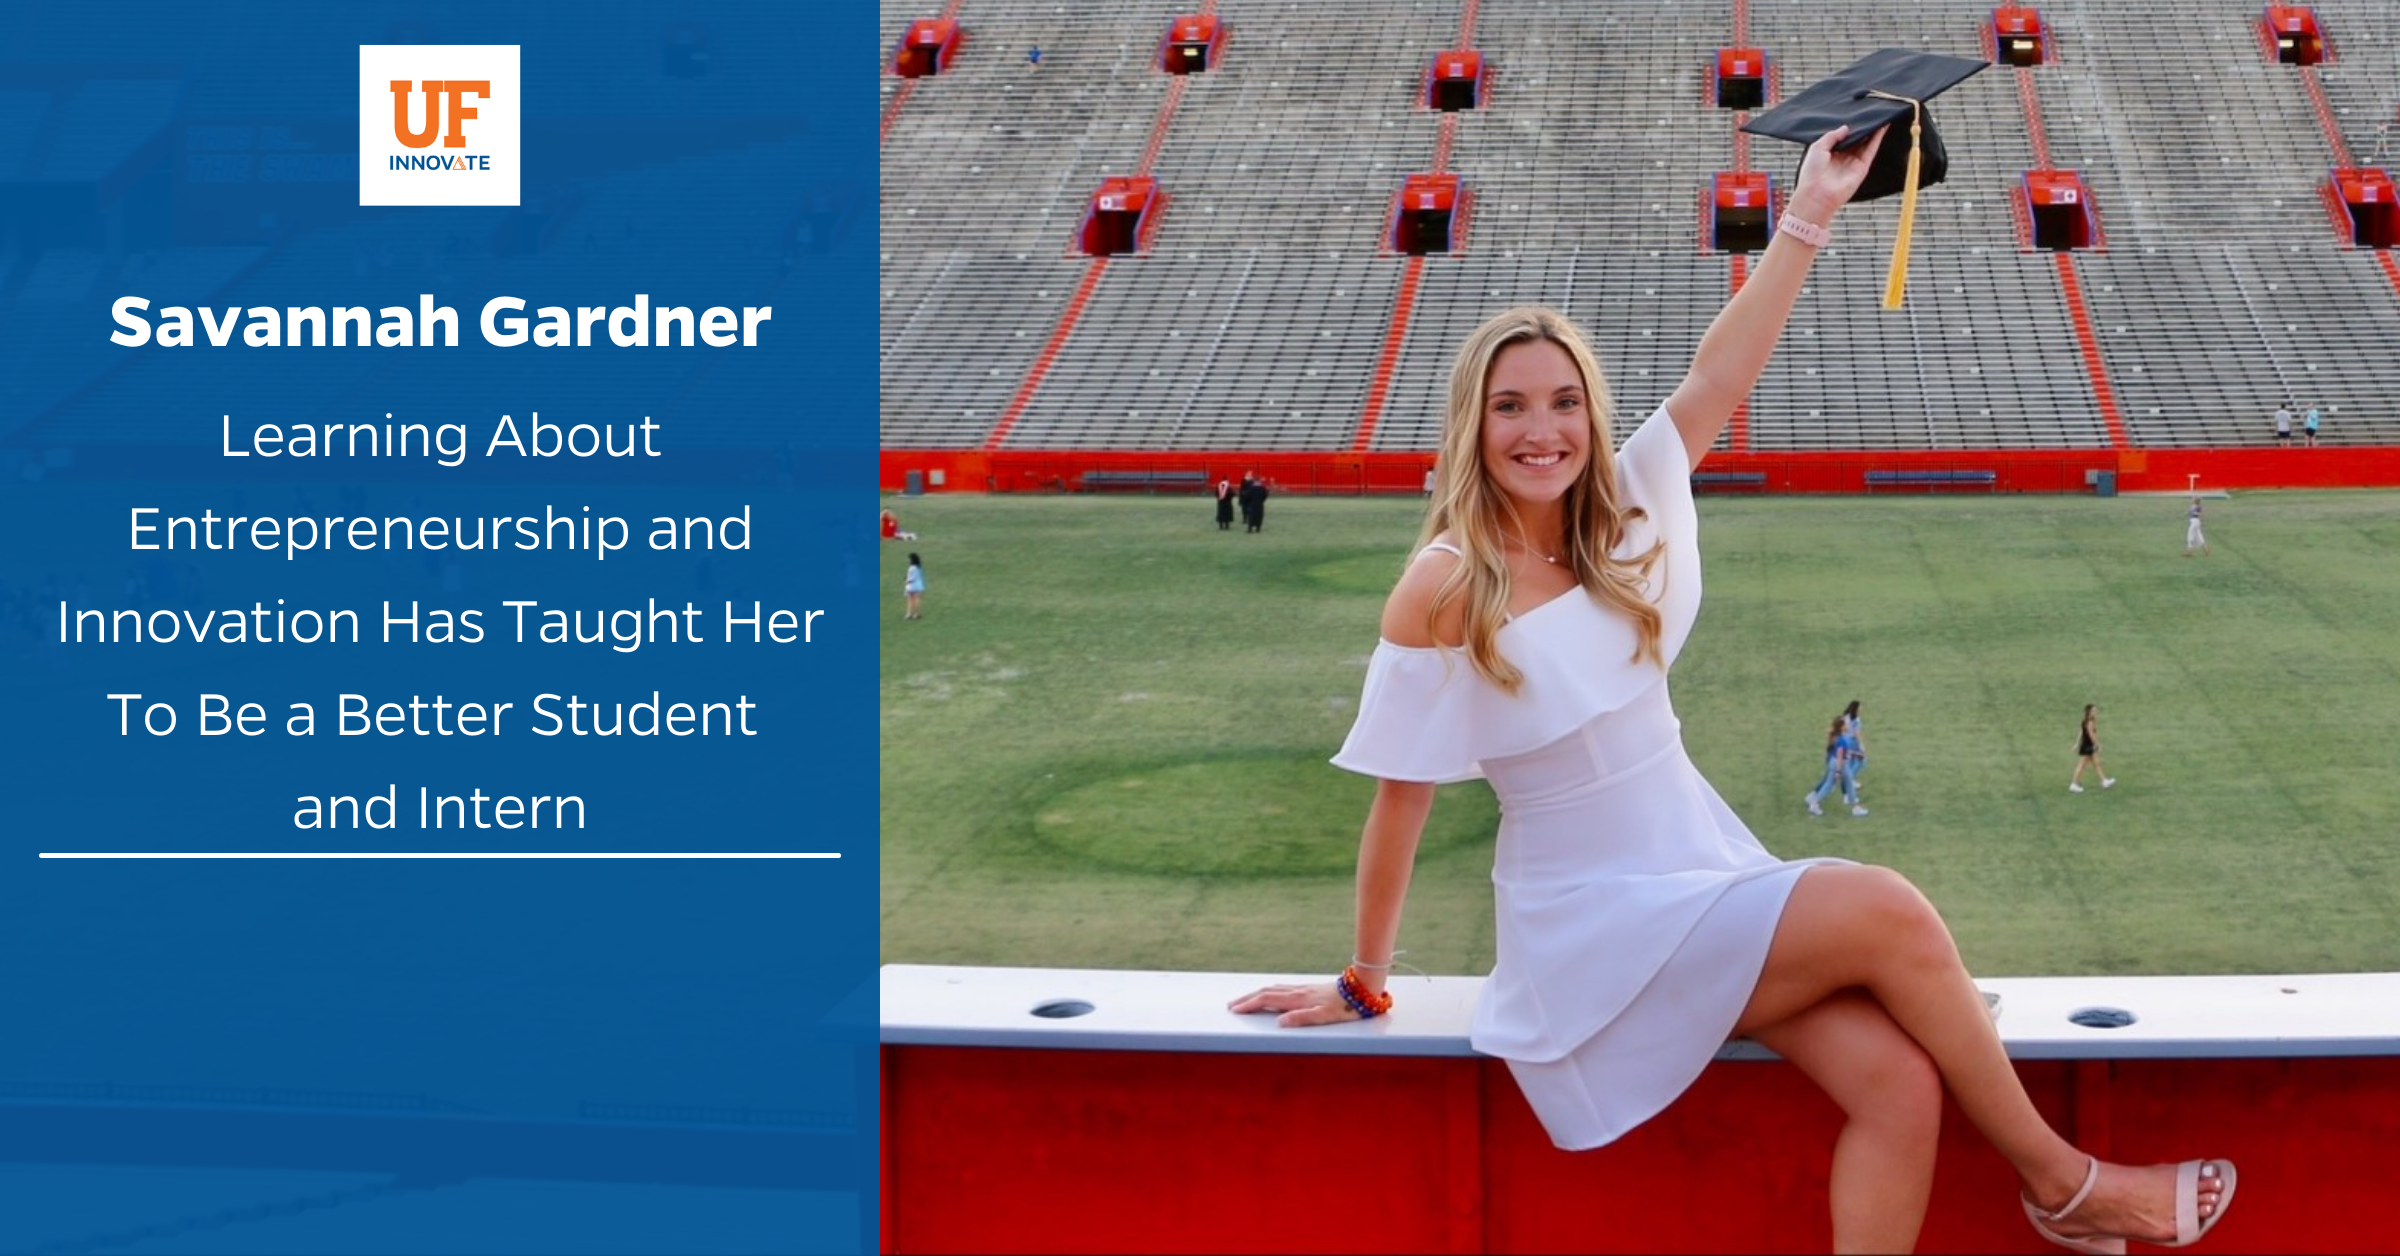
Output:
[1382, 535, 1465, 648]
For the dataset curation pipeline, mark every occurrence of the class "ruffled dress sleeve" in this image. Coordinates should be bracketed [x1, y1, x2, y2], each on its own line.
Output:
[1611, 402, 1703, 666]
[1329, 643, 1493, 784]
[1329, 405, 1702, 783]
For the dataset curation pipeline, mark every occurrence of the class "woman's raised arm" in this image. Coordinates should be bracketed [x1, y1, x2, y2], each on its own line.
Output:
[1664, 124, 1888, 469]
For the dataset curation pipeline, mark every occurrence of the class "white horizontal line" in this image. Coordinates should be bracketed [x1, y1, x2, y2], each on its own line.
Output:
[39, 852, 843, 860]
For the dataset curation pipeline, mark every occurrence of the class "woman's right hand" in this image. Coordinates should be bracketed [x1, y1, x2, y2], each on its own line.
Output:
[1227, 981, 1367, 1028]
[1789, 122, 1889, 228]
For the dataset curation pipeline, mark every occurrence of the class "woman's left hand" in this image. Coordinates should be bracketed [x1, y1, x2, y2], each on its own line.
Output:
[1790, 123, 1890, 226]
[1227, 981, 1363, 1028]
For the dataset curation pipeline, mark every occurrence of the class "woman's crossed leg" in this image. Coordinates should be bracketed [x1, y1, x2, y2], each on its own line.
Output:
[1736, 865, 2229, 1252]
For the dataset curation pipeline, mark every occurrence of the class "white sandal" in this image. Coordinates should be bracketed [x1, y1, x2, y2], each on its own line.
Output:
[2023, 1156, 2237, 1253]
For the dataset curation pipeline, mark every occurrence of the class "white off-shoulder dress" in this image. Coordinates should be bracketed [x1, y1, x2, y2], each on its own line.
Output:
[1332, 405, 1848, 1151]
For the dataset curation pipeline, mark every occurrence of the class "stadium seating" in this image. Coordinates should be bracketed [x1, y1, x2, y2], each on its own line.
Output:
[2046, 1, 2400, 446]
[879, 0, 2400, 455]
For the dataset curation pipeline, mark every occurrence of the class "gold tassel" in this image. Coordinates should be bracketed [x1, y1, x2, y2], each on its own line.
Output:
[1866, 90, 1924, 310]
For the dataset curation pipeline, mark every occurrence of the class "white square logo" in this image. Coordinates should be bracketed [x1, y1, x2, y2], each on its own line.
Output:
[358, 44, 520, 206]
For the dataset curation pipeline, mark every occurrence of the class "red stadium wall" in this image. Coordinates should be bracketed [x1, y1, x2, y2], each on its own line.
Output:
[885, 1045, 2395, 1254]
[880, 446, 2400, 496]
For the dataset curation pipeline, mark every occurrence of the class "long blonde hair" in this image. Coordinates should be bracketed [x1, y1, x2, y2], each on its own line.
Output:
[1414, 306, 1664, 693]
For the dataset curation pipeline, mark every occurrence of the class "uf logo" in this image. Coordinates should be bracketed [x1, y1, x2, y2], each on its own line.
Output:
[390, 80, 491, 149]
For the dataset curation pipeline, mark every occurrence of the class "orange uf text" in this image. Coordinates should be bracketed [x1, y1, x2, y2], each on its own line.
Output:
[389, 80, 490, 149]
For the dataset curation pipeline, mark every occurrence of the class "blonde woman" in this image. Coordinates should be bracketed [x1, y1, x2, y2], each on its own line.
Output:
[1231, 126, 2232, 1253]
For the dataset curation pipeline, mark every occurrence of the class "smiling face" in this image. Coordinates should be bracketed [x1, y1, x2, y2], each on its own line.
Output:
[1478, 337, 1593, 510]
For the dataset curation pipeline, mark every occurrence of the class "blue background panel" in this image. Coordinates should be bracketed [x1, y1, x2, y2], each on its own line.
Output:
[0, 2, 877, 1251]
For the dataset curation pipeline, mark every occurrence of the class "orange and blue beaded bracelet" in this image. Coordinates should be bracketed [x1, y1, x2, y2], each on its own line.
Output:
[1335, 965, 1395, 1019]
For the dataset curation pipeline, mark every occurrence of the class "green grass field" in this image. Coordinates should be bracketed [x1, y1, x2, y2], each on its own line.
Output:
[880, 490, 2400, 980]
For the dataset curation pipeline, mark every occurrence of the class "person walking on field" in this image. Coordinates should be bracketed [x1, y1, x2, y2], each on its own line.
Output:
[902, 552, 926, 621]
[1227, 110, 2230, 1254]
[1839, 698, 1868, 796]
[2184, 495, 2210, 557]
[1215, 479, 1236, 531]
[2069, 703, 2114, 792]
[1804, 712, 1867, 817]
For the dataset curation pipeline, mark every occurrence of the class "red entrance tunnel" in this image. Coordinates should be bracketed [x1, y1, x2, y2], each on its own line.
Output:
[2024, 170, 2096, 251]
[893, 19, 960, 79]
[1159, 14, 1225, 74]
[1077, 177, 1161, 256]
[1713, 47, 1767, 110]
[1425, 50, 1487, 112]
[2261, 5, 2328, 66]
[2332, 167, 2397, 249]
[1390, 173, 1463, 255]
[1710, 172, 1774, 253]
[1992, 6, 2049, 67]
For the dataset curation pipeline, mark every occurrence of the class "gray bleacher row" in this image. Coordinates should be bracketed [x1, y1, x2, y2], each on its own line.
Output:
[2310, 0, 2400, 167]
[1367, 4, 1736, 453]
[1003, 253, 1403, 450]
[879, 0, 2400, 453]
[1368, 248, 1721, 453]
[1448, 2, 1732, 256]
[2040, 2, 2400, 445]
[881, 253, 1088, 448]
[880, 0, 1461, 449]
[1744, 0, 2104, 449]
[881, 0, 1187, 259]
[1139, 2, 1455, 255]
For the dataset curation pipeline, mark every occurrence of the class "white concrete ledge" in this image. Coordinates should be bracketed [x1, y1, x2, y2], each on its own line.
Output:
[882, 965, 2400, 1060]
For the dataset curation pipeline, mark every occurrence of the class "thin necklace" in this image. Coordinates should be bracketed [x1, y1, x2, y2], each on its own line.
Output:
[1507, 534, 1564, 565]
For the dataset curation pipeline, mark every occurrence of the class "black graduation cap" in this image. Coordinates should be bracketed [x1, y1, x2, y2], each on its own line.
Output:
[1743, 49, 1988, 202]
[1741, 49, 1989, 307]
